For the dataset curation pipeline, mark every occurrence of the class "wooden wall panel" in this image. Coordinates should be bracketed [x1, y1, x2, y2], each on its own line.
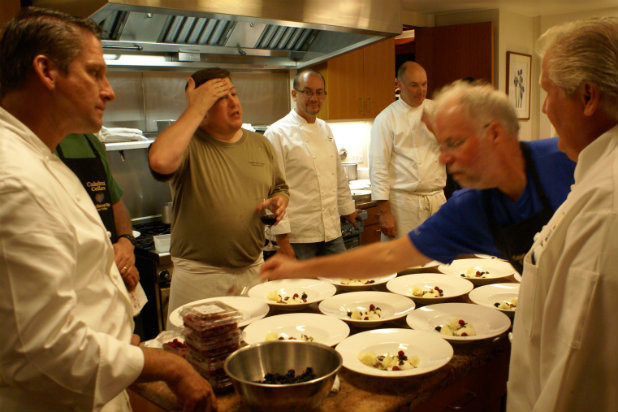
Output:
[416, 22, 494, 98]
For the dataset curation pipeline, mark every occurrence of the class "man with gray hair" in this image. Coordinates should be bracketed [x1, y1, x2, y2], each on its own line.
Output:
[260, 80, 575, 279]
[507, 16, 618, 412]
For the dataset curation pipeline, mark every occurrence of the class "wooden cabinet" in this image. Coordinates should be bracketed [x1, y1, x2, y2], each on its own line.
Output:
[313, 38, 395, 120]
[360, 205, 381, 245]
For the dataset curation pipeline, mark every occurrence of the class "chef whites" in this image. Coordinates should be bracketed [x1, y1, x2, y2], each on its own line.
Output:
[0, 108, 143, 411]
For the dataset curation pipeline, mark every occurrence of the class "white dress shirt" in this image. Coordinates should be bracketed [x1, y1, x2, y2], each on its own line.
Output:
[0, 107, 144, 412]
[507, 125, 618, 412]
[265, 110, 356, 243]
[369, 98, 445, 200]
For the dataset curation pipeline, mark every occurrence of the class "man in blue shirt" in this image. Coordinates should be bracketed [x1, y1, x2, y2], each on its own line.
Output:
[260, 80, 575, 279]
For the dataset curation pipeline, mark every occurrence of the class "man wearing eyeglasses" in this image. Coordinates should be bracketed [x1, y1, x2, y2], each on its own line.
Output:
[370, 61, 446, 242]
[260, 80, 575, 281]
[264, 69, 357, 259]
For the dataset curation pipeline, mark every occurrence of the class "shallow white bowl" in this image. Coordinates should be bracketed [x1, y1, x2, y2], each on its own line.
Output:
[438, 258, 518, 285]
[469, 283, 520, 317]
[318, 273, 397, 291]
[168, 296, 269, 329]
[318, 291, 415, 327]
[243, 313, 350, 347]
[406, 302, 511, 343]
[386, 273, 473, 304]
[248, 278, 336, 310]
[335, 328, 453, 377]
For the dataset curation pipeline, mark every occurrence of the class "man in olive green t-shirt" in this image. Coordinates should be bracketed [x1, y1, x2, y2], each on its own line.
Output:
[149, 68, 289, 324]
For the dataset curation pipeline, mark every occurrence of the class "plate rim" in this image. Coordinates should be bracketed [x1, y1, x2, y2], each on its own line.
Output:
[405, 302, 511, 342]
[318, 290, 415, 325]
[247, 278, 337, 308]
[242, 312, 350, 346]
[335, 328, 453, 377]
[168, 295, 269, 329]
[386, 273, 474, 300]
[438, 258, 517, 283]
[468, 282, 520, 312]
[317, 273, 397, 287]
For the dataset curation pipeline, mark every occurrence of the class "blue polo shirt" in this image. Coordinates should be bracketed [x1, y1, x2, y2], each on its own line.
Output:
[409, 137, 575, 263]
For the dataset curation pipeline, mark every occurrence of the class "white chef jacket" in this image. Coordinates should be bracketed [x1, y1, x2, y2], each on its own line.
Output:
[265, 110, 356, 243]
[507, 124, 618, 412]
[369, 98, 446, 200]
[0, 107, 144, 412]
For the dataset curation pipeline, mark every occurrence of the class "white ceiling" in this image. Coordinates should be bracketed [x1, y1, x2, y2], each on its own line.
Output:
[402, 0, 618, 17]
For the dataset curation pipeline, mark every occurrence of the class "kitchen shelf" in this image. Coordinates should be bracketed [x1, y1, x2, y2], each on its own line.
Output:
[104, 139, 154, 151]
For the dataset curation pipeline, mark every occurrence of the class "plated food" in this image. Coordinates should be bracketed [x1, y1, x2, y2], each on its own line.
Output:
[168, 296, 269, 329]
[386, 273, 473, 304]
[318, 291, 415, 327]
[406, 302, 511, 342]
[469, 283, 520, 316]
[248, 278, 336, 310]
[243, 313, 350, 347]
[358, 349, 420, 371]
[335, 328, 453, 377]
[319, 273, 397, 291]
[438, 258, 518, 285]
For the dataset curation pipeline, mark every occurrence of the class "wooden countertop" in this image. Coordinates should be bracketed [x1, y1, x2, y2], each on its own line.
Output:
[131, 285, 514, 412]
[132, 331, 509, 412]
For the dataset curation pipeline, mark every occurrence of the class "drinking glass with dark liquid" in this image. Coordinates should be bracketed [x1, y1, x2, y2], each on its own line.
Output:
[259, 199, 277, 253]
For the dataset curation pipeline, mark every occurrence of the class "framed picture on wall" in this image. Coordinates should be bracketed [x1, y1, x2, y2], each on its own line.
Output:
[506, 51, 531, 120]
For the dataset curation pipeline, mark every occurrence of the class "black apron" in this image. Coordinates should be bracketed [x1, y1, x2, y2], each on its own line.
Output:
[56, 135, 117, 241]
[483, 143, 554, 273]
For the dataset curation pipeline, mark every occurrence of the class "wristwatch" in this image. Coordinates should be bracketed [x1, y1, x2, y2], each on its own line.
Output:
[117, 233, 136, 246]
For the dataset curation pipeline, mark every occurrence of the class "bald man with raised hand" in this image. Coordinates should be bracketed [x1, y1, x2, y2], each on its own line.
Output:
[369, 61, 446, 241]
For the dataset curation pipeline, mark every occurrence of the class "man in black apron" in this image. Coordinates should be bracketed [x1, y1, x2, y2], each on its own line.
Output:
[56, 133, 139, 291]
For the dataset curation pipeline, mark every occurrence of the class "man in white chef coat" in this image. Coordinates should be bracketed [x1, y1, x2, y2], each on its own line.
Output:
[265, 69, 358, 259]
[507, 16, 618, 412]
[0, 7, 216, 412]
[369, 61, 446, 240]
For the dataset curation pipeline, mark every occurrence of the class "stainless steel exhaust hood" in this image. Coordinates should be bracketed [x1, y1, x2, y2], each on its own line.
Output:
[32, 0, 401, 70]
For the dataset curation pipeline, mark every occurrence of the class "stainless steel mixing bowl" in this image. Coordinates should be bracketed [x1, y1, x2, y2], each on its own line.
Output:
[223, 340, 342, 412]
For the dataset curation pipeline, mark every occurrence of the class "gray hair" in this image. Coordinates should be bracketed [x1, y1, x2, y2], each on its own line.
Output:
[0, 7, 101, 98]
[433, 80, 520, 138]
[536, 16, 618, 119]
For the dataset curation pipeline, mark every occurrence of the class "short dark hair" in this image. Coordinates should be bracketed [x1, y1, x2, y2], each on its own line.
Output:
[189, 67, 231, 89]
[292, 69, 325, 90]
[0, 7, 101, 98]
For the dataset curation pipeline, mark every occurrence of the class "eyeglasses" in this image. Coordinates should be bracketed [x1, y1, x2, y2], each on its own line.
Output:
[439, 123, 491, 154]
[295, 88, 327, 98]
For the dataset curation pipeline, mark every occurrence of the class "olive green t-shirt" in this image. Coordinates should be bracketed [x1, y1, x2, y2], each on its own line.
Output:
[164, 128, 288, 268]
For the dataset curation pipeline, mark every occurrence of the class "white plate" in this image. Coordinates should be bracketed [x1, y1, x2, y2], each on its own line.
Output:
[248, 278, 336, 310]
[438, 258, 517, 285]
[318, 273, 397, 291]
[168, 296, 269, 329]
[406, 302, 511, 342]
[335, 328, 453, 377]
[318, 291, 415, 327]
[514, 272, 522, 282]
[398, 260, 442, 274]
[243, 313, 350, 347]
[386, 273, 474, 304]
[469, 283, 520, 316]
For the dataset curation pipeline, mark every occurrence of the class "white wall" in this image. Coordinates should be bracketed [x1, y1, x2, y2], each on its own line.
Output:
[404, 6, 618, 141]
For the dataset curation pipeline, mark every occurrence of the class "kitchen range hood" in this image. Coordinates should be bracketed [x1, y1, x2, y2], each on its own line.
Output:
[33, 0, 401, 70]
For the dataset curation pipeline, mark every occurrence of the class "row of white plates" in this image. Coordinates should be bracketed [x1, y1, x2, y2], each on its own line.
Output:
[166, 257, 519, 378]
